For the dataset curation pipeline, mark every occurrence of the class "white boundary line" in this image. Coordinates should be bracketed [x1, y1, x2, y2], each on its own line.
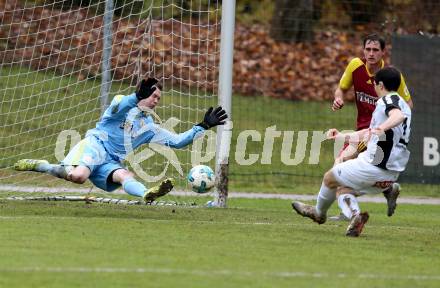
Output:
[0, 266, 439, 281]
[1, 185, 440, 205]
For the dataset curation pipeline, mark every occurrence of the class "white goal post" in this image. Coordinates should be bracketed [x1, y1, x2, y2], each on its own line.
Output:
[215, 0, 235, 207]
[0, 0, 234, 205]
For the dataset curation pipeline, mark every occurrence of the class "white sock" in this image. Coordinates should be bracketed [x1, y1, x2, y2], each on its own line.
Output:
[315, 182, 336, 217]
[337, 194, 360, 219]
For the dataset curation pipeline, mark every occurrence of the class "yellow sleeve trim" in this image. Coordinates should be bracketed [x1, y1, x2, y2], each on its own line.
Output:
[113, 94, 125, 103]
[397, 74, 411, 102]
[339, 58, 364, 90]
[357, 141, 367, 153]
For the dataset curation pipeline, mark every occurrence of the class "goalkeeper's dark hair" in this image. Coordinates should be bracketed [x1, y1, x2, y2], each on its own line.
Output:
[136, 78, 162, 91]
[135, 77, 162, 100]
[374, 66, 401, 92]
[363, 33, 385, 50]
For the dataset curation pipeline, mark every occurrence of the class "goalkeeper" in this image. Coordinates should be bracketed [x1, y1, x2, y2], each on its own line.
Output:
[14, 78, 227, 203]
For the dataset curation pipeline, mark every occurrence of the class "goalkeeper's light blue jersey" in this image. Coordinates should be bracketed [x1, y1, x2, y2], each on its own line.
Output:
[86, 93, 205, 162]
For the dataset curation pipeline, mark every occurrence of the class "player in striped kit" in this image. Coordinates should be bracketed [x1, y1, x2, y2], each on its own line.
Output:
[14, 78, 227, 203]
[292, 67, 411, 237]
[331, 34, 413, 220]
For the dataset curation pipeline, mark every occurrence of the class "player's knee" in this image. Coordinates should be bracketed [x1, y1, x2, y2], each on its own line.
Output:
[336, 187, 351, 197]
[323, 170, 338, 188]
[111, 169, 134, 184]
[120, 170, 134, 179]
[69, 171, 88, 184]
[335, 188, 343, 197]
[323, 172, 332, 187]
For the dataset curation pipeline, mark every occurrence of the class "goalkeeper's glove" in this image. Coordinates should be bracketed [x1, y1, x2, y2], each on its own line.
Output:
[197, 106, 228, 129]
[136, 78, 159, 100]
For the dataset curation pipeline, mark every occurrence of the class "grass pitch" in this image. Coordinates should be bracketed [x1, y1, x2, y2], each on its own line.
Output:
[0, 197, 439, 288]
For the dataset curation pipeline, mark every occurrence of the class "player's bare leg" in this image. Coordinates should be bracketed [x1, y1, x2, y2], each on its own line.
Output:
[111, 169, 174, 202]
[66, 166, 91, 184]
[113, 169, 147, 198]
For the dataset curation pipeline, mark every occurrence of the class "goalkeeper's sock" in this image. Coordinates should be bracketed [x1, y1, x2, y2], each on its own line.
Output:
[122, 178, 146, 197]
[337, 194, 360, 219]
[33, 162, 51, 173]
[36, 163, 72, 179]
[316, 182, 336, 216]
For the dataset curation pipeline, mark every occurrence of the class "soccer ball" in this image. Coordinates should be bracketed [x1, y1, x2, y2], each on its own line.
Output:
[187, 165, 215, 193]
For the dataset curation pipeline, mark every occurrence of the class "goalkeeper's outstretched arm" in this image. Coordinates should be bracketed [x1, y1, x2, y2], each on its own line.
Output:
[150, 106, 228, 149]
[107, 78, 160, 117]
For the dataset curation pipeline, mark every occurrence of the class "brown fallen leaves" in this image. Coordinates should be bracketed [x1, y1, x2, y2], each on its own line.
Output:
[0, 1, 384, 101]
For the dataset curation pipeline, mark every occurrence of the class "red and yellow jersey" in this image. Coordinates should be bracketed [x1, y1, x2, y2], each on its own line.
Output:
[339, 57, 411, 130]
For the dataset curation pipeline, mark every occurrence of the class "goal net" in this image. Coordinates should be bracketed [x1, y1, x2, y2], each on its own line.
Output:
[0, 0, 222, 205]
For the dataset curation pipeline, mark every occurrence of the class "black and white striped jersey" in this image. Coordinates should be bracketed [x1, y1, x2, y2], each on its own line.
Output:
[359, 92, 412, 172]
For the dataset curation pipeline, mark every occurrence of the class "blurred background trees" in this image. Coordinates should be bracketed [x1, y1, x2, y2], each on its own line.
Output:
[35, 0, 440, 37]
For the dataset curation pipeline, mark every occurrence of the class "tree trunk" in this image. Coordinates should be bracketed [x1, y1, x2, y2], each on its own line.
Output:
[270, 0, 314, 43]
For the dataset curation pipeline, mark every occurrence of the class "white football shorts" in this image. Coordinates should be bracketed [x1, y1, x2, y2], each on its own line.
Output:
[331, 156, 400, 195]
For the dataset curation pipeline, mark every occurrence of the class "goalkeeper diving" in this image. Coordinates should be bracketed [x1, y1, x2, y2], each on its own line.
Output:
[14, 78, 227, 203]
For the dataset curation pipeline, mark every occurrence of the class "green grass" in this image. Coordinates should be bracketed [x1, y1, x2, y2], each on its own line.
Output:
[1, 66, 439, 196]
[0, 197, 439, 288]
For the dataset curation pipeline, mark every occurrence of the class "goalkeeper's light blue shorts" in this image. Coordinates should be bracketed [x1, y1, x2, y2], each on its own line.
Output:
[61, 135, 124, 192]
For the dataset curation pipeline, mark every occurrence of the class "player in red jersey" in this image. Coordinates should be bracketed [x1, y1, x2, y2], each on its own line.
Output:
[330, 34, 413, 221]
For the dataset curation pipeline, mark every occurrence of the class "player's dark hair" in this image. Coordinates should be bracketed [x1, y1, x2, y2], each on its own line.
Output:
[135, 77, 162, 100]
[363, 33, 386, 50]
[374, 67, 401, 92]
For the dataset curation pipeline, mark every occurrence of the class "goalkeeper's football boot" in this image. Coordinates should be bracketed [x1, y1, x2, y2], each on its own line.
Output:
[14, 159, 49, 171]
[345, 212, 369, 237]
[143, 178, 175, 203]
[383, 183, 400, 217]
[291, 201, 326, 224]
